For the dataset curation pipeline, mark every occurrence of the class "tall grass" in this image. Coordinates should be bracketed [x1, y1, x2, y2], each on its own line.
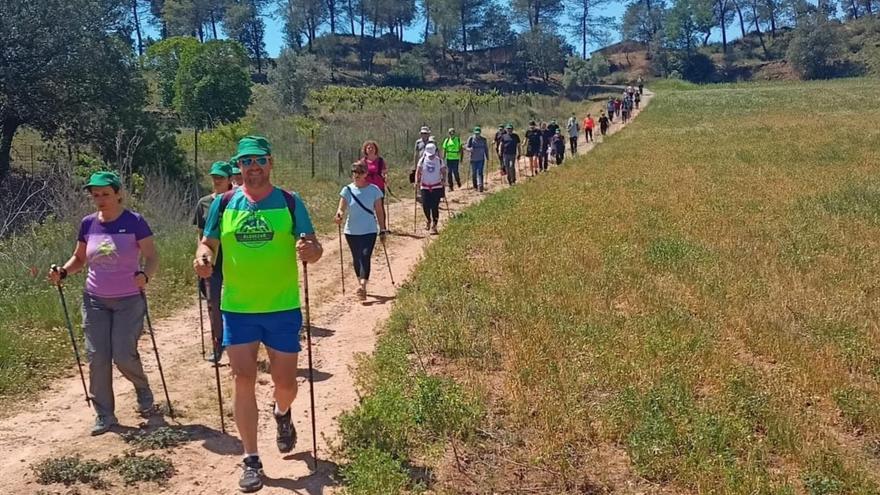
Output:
[344, 77, 880, 493]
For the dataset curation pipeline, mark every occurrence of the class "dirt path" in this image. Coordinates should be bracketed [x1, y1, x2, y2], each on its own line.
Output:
[0, 89, 653, 495]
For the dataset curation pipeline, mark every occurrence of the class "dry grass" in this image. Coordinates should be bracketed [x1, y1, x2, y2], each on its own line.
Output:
[367, 77, 880, 493]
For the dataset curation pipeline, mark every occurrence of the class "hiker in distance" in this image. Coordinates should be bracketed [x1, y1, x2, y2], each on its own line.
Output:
[335, 162, 389, 301]
[47, 171, 160, 436]
[550, 129, 566, 165]
[194, 136, 323, 493]
[583, 113, 595, 144]
[193, 161, 233, 362]
[598, 111, 610, 137]
[607, 97, 616, 123]
[525, 121, 542, 176]
[442, 128, 463, 191]
[493, 124, 505, 174]
[498, 123, 521, 185]
[540, 121, 552, 172]
[410, 126, 434, 201]
[465, 126, 490, 192]
[414, 142, 447, 234]
[359, 140, 388, 217]
[567, 113, 580, 154]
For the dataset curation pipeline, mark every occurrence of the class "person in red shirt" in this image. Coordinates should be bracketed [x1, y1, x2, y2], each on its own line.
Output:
[582, 114, 595, 143]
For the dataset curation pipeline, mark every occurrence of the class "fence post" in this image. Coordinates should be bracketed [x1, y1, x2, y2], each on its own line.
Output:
[30, 146, 35, 175]
[337, 150, 343, 177]
[310, 129, 316, 178]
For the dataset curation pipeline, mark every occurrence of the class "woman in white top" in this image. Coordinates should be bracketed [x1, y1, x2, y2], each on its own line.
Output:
[335, 162, 388, 301]
[414, 143, 447, 235]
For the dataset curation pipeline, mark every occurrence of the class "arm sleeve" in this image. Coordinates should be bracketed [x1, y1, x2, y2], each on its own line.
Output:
[77, 217, 89, 243]
[202, 195, 222, 240]
[339, 186, 350, 200]
[192, 202, 204, 229]
[134, 214, 154, 240]
[292, 193, 316, 237]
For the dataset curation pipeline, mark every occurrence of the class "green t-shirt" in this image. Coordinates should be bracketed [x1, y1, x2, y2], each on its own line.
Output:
[442, 136, 462, 160]
[203, 187, 315, 313]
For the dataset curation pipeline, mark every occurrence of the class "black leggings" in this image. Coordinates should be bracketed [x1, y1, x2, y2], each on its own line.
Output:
[421, 188, 443, 223]
[345, 233, 377, 280]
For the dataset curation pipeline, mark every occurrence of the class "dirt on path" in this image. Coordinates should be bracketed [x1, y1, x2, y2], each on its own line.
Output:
[0, 90, 653, 495]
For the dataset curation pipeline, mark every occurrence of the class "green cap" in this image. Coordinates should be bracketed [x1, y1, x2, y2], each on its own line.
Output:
[231, 135, 271, 162]
[83, 171, 121, 190]
[498, 124, 504, 128]
[231, 166, 242, 175]
[473, 126, 481, 133]
[505, 123, 513, 129]
[209, 161, 232, 177]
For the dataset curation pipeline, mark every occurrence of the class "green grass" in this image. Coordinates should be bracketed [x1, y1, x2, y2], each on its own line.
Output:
[341, 77, 880, 492]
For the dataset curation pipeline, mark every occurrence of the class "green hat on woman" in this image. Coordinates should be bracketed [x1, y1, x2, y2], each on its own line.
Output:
[209, 161, 232, 177]
[231, 135, 272, 162]
[83, 171, 121, 190]
[231, 166, 242, 175]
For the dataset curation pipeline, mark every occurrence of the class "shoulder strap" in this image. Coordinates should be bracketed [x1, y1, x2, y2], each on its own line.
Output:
[346, 185, 375, 217]
[218, 189, 236, 216]
[280, 189, 297, 228]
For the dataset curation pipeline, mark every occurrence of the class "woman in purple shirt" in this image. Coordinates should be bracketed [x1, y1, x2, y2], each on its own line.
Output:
[48, 171, 160, 436]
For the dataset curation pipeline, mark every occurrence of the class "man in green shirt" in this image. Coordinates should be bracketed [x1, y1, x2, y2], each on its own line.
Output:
[194, 136, 323, 493]
[441, 127, 462, 191]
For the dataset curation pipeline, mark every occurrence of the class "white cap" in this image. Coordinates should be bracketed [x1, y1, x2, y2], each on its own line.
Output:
[420, 126, 430, 133]
[425, 143, 437, 155]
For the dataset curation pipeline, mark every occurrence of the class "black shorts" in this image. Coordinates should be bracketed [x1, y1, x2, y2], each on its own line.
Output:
[526, 145, 540, 157]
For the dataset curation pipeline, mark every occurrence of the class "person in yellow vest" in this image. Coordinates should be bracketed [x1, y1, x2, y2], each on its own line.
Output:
[441, 128, 463, 191]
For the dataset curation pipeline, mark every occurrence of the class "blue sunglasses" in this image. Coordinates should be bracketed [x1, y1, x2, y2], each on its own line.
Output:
[238, 156, 269, 167]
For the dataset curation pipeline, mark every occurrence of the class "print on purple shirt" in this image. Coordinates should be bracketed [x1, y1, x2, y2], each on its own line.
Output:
[77, 210, 153, 298]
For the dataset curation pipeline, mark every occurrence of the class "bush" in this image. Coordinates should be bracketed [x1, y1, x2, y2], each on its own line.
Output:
[787, 17, 846, 79]
[270, 50, 331, 113]
[340, 447, 410, 495]
[385, 51, 427, 88]
[678, 52, 716, 83]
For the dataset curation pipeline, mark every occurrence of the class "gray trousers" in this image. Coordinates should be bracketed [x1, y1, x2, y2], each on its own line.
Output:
[502, 154, 517, 185]
[82, 292, 153, 418]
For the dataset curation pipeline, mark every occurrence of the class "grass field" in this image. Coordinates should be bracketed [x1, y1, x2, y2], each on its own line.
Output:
[341, 77, 880, 493]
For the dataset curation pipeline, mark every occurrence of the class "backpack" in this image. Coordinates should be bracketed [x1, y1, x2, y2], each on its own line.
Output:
[218, 187, 297, 230]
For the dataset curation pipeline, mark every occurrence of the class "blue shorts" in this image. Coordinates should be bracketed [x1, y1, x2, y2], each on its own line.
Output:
[221, 309, 303, 353]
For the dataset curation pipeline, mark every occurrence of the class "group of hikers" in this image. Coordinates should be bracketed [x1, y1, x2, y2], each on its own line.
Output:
[43, 81, 647, 493]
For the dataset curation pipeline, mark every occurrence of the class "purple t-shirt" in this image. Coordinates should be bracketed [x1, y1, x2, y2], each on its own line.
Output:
[77, 210, 153, 298]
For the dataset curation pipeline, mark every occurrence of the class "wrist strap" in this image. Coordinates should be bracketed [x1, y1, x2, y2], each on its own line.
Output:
[135, 271, 149, 283]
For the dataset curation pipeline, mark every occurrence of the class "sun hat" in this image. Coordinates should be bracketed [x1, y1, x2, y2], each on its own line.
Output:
[420, 126, 430, 134]
[209, 161, 232, 177]
[83, 171, 121, 190]
[231, 136, 271, 162]
[425, 143, 437, 155]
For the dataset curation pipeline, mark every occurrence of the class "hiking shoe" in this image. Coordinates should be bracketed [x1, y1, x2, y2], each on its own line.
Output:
[239, 456, 264, 493]
[135, 387, 155, 415]
[274, 405, 296, 453]
[430, 223, 439, 235]
[91, 415, 118, 436]
[425, 219, 431, 231]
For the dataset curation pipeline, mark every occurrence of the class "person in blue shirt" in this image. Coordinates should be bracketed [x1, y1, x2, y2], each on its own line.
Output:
[335, 162, 389, 301]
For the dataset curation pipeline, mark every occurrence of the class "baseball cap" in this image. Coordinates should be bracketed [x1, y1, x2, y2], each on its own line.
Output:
[83, 171, 121, 190]
[448, 127, 455, 134]
[505, 123, 513, 129]
[231, 136, 271, 162]
[473, 126, 481, 134]
[209, 161, 232, 177]
[231, 166, 242, 175]
[425, 143, 437, 155]
[420, 126, 430, 134]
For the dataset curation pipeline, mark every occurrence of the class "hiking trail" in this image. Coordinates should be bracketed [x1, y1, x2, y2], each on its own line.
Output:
[0, 90, 653, 494]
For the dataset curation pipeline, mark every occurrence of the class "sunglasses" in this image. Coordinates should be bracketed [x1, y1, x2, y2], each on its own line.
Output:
[352, 170, 366, 176]
[238, 156, 269, 167]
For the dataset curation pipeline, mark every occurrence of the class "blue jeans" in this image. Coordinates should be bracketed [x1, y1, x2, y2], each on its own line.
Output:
[345, 233, 377, 280]
[470, 160, 485, 189]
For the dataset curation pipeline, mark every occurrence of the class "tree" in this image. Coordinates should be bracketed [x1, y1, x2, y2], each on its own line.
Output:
[562, 54, 610, 93]
[173, 40, 253, 128]
[282, 0, 328, 50]
[622, 0, 667, 43]
[270, 50, 331, 112]
[786, 16, 845, 79]
[666, 0, 701, 54]
[469, 6, 517, 49]
[512, 0, 566, 30]
[145, 36, 201, 108]
[224, 0, 269, 74]
[0, 0, 146, 185]
[515, 28, 570, 81]
[568, 0, 614, 59]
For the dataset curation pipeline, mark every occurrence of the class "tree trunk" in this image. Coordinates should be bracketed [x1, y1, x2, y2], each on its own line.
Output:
[197, 24, 204, 42]
[360, 2, 365, 37]
[0, 117, 19, 186]
[424, 0, 430, 40]
[210, 9, 218, 39]
[734, 0, 747, 37]
[750, 0, 769, 58]
[850, 0, 859, 18]
[132, 0, 144, 55]
[347, 0, 356, 33]
[251, 1, 263, 74]
[327, 0, 337, 33]
[766, 0, 777, 36]
[460, 0, 467, 52]
[581, 0, 588, 59]
[719, 0, 728, 53]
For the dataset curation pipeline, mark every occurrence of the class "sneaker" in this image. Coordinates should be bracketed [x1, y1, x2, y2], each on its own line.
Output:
[135, 387, 155, 415]
[91, 415, 118, 436]
[274, 405, 296, 453]
[425, 219, 431, 231]
[239, 456, 264, 493]
[356, 286, 367, 301]
[431, 223, 439, 235]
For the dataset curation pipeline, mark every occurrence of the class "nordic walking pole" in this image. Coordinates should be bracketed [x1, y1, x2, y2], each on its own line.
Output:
[300, 234, 319, 472]
[412, 185, 418, 233]
[337, 223, 345, 296]
[141, 290, 174, 419]
[200, 257, 225, 433]
[51, 265, 91, 407]
[380, 234, 395, 286]
[197, 280, 206, 359]
[443, 193, 453, 221]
